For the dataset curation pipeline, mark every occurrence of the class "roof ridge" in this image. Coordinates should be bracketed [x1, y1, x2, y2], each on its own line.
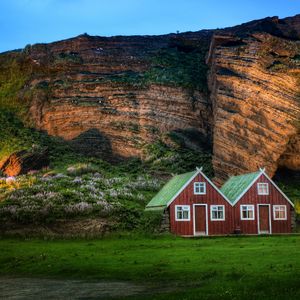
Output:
[223, 170, 260, 182]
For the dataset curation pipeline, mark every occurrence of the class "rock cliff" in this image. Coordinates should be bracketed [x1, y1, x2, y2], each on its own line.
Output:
[26, 32, 213, 159]
[208, 32, 300, 182]
[0, 15, 299, 182]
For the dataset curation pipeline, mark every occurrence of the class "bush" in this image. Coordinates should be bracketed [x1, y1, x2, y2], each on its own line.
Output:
[139, 210, 164, 233]
[114, 204, 142, 230]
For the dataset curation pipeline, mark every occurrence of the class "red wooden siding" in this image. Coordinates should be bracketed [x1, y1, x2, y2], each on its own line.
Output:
[169, 173, 234, 236]
[233, 174, 292, 234]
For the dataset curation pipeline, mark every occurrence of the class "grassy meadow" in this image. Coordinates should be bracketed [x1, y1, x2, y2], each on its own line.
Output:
[0, 235, 300, 299]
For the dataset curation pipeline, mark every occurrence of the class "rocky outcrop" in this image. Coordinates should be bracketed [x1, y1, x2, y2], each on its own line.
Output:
[208, 32, 300, 182]
[0, 148, 49, 176]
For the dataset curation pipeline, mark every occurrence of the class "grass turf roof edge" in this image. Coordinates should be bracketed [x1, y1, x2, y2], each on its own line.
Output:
[220, 171, 261, 203]
[145, 170, 197, 210]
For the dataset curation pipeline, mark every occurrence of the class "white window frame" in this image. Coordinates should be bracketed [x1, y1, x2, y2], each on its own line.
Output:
[240, 205, 255, 220]
[257, 183, 269, 195]
[273, 205, 287, 220]
[210, 205, 225, 221]
[175, 205, 190, 221]
[194, 182, 206, 195]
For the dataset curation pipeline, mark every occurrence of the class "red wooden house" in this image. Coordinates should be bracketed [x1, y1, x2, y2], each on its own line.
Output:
[145, 167, 294, 236]
[221, 168, 295, 235]
[145, 167, 234, 236]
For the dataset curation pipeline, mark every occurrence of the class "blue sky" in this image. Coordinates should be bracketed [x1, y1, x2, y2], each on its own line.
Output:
[0, 0, 299, 52]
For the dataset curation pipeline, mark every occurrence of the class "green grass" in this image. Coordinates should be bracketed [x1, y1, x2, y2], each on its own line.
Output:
[0, 235, 300, 299]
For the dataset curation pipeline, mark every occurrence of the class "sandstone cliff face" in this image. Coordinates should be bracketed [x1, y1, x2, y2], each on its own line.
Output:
[208, 33, 300, 182]
[26, 33, 212, 159]
[1, 15, 300, 182]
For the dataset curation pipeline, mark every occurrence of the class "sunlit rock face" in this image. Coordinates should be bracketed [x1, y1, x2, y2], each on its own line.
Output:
[27, 33, 213, 159]
[0, 148, 49, 176]
[208, 32, 300, 182]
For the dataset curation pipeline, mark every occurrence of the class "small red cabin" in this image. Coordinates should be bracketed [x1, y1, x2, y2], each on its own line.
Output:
[146, 167, 294, 236]
[221, 168, 294, 235]
[145, 167, 234, 236]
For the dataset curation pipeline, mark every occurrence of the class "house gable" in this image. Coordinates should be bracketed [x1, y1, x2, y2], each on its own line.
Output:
[222, 169, 294, 207]
[169, 171, 233, 206]
[165, 168, 232, 207]
[192, 168, 233, 206]
[169, 170, 234, 236]
[255, 172, 294, 207]
[221, 171, 261, 204]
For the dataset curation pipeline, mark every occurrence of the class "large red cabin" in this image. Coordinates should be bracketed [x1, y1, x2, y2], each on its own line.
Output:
[146, 168, 234, 236]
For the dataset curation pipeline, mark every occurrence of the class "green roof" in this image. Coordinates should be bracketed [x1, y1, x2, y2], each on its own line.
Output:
[145, 170, 197, 210]
[221, 171, 261, 204]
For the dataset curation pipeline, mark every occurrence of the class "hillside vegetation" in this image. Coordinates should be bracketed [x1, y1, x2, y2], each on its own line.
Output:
[0, 111, 213, 230]
[0, 95, 298, 231]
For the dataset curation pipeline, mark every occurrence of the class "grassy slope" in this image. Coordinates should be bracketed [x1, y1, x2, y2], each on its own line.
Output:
[0, 235, 300, 299]
[0, 125, 212, 229]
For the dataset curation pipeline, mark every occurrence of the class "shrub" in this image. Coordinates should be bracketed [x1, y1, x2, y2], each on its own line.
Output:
[139, 210, 164, 233]
[114, 204, 142, 230]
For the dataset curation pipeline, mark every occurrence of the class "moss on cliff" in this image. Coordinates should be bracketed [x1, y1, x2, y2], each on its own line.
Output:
[0, 53, 32, 117]
[143, 46, 209, 92]
[102, 40, 209, 93]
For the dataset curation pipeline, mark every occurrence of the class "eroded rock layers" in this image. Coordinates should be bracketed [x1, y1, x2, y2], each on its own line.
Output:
[208, 33, 300, 182]
[27, 33, 212, 158]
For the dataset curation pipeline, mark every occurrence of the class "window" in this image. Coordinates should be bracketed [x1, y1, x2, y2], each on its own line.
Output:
[211, 205, 225, 221]
[257, 183, 269, 195]
[194, 182, 206, 195]
[241, 205, 255, 220]
[175, 205, 190, 221]
[273, 205, 287, 220]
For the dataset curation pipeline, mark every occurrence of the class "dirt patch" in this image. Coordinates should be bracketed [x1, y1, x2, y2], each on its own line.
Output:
[0, 218, 113, 238]
[0, 277, 151, 299]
